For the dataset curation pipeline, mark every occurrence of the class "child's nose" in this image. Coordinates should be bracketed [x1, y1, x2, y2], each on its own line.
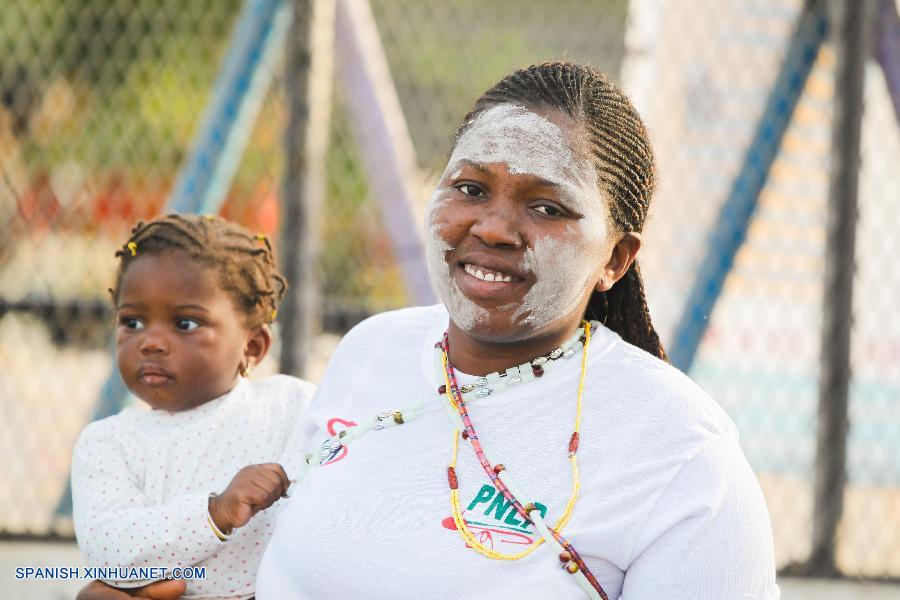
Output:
[139, 327, 170, 355]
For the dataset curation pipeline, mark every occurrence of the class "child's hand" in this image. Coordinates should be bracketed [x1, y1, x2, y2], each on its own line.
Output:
[76, 579, 186, 599]
[208, 463, 291, 534]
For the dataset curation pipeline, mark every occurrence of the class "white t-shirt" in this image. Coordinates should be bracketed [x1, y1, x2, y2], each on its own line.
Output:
[256, 305, 780, 599]
[72, 375, 314, 599]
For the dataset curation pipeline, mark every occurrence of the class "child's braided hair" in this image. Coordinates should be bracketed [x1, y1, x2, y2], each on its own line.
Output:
[111, 214, 287, 329]
[457, 61, 667, 361]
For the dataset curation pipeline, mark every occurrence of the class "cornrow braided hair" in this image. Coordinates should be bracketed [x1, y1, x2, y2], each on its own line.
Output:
[458, 61, 667, 361]
[111, 214, 287, 329]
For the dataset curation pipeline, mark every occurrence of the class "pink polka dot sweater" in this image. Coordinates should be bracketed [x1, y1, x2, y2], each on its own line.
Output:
[72, 375, 314, 599]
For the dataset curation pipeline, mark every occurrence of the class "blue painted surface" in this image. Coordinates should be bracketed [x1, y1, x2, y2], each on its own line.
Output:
[168, 0, 284, 214]
[669, 4, 829, 372]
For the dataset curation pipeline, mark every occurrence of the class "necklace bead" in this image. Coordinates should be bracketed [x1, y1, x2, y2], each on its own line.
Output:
[442, 325, 594, 403]
[447, 467, 458, 490]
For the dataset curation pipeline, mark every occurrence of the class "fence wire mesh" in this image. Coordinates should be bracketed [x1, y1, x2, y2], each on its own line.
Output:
[0, 0, 898, 583]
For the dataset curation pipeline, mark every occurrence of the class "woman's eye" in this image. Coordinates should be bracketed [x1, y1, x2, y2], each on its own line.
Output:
[534, 204, 564, 217]
[120, 317, 143, 330]
[175, 319, 201, 331]
[455, 183, 485, 197]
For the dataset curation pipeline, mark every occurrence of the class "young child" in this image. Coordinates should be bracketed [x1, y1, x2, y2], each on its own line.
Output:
[71, 214, 314, 600]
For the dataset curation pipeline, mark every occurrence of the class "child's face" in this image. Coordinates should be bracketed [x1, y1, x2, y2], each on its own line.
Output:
[115, 251, 255, 411]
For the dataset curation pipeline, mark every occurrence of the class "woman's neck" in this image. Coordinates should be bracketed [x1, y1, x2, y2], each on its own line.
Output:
[445, 319, 583, 376]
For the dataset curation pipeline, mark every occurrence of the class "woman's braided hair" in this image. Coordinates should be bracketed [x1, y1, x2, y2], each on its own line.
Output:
[457, 61, 667, 361]
[111, 214, 287, 329]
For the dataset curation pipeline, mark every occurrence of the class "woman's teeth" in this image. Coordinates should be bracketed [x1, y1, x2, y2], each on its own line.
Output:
[464, 263, 514, 283]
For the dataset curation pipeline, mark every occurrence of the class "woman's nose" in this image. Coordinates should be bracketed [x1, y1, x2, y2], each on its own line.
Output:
[469, 202, 523, 248]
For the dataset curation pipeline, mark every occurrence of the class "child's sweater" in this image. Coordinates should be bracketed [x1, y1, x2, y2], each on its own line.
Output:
[72, 375, 314, 599]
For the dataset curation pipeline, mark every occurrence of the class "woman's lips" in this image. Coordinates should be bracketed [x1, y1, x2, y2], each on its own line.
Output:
[454, 261, 527, 301]
[463, 263, 517, 282]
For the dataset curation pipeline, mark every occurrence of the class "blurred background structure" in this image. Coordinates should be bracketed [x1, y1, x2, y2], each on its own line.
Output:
[1, 0, 899, 596]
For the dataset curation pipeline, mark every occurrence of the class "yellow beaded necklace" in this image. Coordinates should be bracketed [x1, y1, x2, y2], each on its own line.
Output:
[442, 322, 592, 561]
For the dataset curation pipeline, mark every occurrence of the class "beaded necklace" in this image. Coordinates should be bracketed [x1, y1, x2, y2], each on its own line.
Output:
[439, 322, 608, 600]
[452, 324, 588, 400]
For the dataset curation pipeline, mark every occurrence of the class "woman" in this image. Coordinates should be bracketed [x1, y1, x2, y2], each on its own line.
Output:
[79, 62, 779, 599]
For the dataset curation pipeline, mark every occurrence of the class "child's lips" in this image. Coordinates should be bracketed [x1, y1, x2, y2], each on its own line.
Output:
[137, 365, 175, 386]
[139, 373, 173, 386]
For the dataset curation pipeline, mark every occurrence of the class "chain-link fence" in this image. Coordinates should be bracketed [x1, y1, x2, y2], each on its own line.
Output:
[1, 0, 898, 584]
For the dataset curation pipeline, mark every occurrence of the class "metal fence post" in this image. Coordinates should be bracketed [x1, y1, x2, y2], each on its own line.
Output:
[279, 0, 334, 377]
[667, 2, 828, 372]
[807, 0, 873, 576]
[875, 0, 900, 125]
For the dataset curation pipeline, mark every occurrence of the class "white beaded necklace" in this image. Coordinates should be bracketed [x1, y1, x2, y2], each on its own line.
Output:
[433, 323, 593, 401]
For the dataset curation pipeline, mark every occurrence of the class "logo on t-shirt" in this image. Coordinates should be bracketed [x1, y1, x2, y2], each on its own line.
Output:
[321, 417, 357, 466]
[442, 483, 547, 551]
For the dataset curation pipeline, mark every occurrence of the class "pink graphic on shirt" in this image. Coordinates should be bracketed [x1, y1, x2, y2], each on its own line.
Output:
[323, 417, 357, 465]
[442, 515, 535, 550]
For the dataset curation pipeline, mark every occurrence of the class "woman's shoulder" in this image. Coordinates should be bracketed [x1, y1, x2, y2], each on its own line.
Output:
[328, 304, 446, 363]
[343, 304, 445, 341]
[590, 332, 738, 443]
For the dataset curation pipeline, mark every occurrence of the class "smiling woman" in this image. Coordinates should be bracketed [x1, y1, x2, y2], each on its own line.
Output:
[251, 62, 780, 600]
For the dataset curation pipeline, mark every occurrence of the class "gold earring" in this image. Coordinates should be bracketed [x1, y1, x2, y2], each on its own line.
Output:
[239, 361, 252, 377]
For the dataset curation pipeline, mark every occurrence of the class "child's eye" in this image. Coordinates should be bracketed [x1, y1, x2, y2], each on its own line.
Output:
[175, 319, 201, 331]
[455, 183, 485, 197]
[120, 317, 144, 330]
[533, 203, 565, 217]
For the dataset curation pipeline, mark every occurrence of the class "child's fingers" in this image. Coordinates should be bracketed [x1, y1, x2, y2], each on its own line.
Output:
[76, 580, 133, 600]
[132, 579, 186, 599]
[258, 463, 291, 494]
[248, 466, 285, 494]
[248, 478, 283, 509]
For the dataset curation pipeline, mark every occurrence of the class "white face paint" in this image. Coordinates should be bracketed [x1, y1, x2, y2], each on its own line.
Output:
[513, 233, 603, 327]
[447, 104, 605, 232]
[425, 103, 612, 332]
[424, 194, 489, 330]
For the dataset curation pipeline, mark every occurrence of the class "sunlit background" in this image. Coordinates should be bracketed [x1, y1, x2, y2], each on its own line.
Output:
[1, 0, 899, 597]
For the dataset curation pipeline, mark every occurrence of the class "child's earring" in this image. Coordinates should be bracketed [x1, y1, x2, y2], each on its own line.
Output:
[239, 361, 252, 378]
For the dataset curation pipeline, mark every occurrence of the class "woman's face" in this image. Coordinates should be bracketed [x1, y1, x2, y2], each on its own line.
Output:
[426, 104, 616, 343]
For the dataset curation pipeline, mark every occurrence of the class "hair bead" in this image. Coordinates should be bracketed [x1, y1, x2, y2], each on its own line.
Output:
[111, 214, 287, 329]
